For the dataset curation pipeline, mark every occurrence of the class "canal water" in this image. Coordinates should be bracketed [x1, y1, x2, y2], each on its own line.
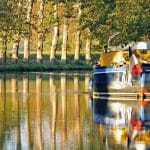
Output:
[0, 72, 150, 150]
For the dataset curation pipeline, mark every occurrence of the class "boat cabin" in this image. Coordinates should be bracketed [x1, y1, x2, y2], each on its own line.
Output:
[98, 50, 128, 67]
[97, 42, 150, 67]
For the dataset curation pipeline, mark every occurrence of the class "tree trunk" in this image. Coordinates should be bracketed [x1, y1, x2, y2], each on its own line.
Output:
[61, 18, 68, 64]
[23, 0, 33, 63]
[0, 34, 7, 64]
[11, 1, 23, 64]
[85, 35, 92, 64]
[74, 3, 81, 62]
[37, 0, 44, 64]
[74, 29, 81, 62]
[37, 33, 43, 63]
[12, 34, 20, 63]
[50, 2, 59, 64]
[24, 39, 30, 63]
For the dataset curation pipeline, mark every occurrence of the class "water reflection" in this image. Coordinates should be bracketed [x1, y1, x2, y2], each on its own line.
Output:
[0, 72, 150, 150]
[92, 97, 150, 149]
[21, 73, 30, 150]
[0, 72, 97, 150]
[50, 73, 57, 150]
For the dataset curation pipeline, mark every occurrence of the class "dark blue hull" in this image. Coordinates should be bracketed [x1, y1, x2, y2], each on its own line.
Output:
[91, 64, 150, 94]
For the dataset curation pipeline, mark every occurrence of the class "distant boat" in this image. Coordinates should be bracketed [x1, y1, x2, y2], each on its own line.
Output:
[90, 41, 150, 102]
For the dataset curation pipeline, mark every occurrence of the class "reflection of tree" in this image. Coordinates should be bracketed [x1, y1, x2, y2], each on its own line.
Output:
[73, 73, 80, 147]
[61, 72, 67, 148]
[34, 73, 42, 150]
[11, 74, 21, 149]
[23, 73, 29, 93]
[0, 75, 4, 93]
[84, 73, 90, 109]
[21, 73, 30, 150]
[50, 73, 57, 150]
[0, 74, 5, 149]
[0, 72, 98, 149]
[11, 74, 18, 93]
[11, 74, 18, 111]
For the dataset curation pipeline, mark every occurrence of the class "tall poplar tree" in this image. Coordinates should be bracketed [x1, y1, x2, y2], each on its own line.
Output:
[85, 29, 92, 63]
[23, 0, 33, 62]
[9, 0, 29, 63]
[74, 1, 82, 62]
[61, 1, 73, 64]
[11, 0, 26, 63]
[0, 32, 7, 64]
[50, 0, 59, 63]
[0, 0, 12, 63]
[37, 0, 44, 63]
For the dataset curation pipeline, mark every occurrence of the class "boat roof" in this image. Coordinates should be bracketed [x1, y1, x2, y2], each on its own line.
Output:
[132, 42, 150, 50]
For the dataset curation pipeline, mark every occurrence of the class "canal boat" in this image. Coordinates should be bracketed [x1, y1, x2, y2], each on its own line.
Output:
[90, 41, 150, 102]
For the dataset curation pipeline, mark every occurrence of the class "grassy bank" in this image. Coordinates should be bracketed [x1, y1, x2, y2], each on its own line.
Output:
[0, 53, 100, 72]
[0, 62, 93, 72]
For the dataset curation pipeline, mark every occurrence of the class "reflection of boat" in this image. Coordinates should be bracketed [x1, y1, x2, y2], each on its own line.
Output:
[91, 98, 150, 149]
[90, 42, 150, 100]
[102, 125, 150, 150]
[134, 130, 150, 150]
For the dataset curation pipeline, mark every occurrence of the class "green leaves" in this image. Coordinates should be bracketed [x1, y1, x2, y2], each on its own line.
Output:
[110, 0, 150, 43]
[0, 0, 149, 49]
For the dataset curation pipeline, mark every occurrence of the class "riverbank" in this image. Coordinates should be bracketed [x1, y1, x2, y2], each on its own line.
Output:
[0, 53, 99, 72]
[0, 62, 93, 72]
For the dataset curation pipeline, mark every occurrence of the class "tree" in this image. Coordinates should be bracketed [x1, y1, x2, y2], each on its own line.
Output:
[11, 33, 20, 63]
[12, 0, 23, 63]
[0, 0, 12, 63]
[0, 0, 26, 64]
[85, 29, 92, 63]
[0, 0, 149, 65]
[0, 32, 7, 64]
[50, 0, 59, 63]
[74, 1, 82, 62]
[23, 0, 34, 63]
[109, 0, 150, 44]
[61, 1, 73, 64]
[81, 0, 114, 41]
[36, 0, 44, 64]
[78, 0, 116, 59]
